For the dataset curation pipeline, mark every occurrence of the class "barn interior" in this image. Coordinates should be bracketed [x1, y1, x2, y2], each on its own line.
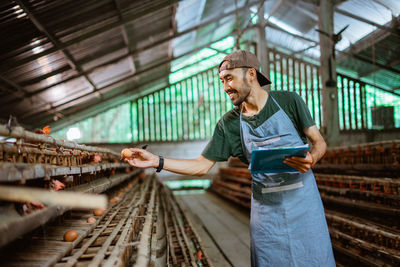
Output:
[0, 0, 400, 266]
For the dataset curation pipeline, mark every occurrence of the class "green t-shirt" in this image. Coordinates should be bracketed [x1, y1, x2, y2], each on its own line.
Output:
[201, 91, 315, 164]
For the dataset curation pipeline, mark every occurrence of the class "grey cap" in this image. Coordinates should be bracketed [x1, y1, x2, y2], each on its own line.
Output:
[219, 50, 271, 86]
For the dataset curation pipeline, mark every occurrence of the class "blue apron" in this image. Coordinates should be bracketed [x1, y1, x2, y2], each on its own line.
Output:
[239, 96, 335, 267]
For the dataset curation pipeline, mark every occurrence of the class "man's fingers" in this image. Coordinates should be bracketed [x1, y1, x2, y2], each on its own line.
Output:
[129, 148, 145, 153]
[285, 156, 312, 165]
[125, 158, 134, 165]
[284, 160, 304, 172]
[283, 159, 311, 173]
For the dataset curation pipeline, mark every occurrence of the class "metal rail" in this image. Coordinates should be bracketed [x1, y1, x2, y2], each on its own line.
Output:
[315, 173, 400, 196]
[0, 124, 118, 156]
[0, 171, 139, 249]
[0, 162, 126, 182]
[0, 176, 211, 266]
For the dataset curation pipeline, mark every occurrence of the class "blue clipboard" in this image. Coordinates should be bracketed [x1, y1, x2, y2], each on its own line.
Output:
[250, 144, 309, 174]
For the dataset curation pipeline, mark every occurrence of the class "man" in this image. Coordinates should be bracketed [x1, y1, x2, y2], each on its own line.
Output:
[125, 50, 336, 266]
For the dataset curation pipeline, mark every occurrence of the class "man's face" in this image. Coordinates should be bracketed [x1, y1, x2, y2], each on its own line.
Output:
[219, 61, 251, 106]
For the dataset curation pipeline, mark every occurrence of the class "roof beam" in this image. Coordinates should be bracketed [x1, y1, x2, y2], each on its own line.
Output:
[388, 57, 400, 67]
[265, 17, 400, 77]
[0, 76, 28, 99]
[290, 43, 319, 56]
[264, 20, 318, 44]
[37, 46, 233, 130]
[1, 0, 180, 73]
[20, 30, 242, 121]
[357, 56, 400, 77]
[0, 75, 62, 118]
[2, 0, 261, 110]
[261, 18, 400, 96]
[372, 0, 400, 17]
[287, 1, 318, 21]
[236, 0, 266, 44]
[43, 77, 168, 131]
[19, 5, 400, 123]
[341, 51, 400, 75]
[15, 0, 98, 93]
[336, 24, 392, 64]
[335, 8, 400, 37]
[113, 0, 136, 72]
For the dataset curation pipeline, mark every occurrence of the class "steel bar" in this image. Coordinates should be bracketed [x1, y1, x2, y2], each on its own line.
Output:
[211, 185, 251, 209]
[167, 185, 212, 266]
[359, 84, 365, 129]
[353, 82, 359, 129]
[15, 0, 98, 92]
[134, 179, 156, 267]
[326, 212, 400, 244]
[0, 172, 139, 249]
[88, 203, 136, 266]
[0, 162, 128, 182]
[69, 172, 139, 194]
[170, 201, 196, 264]
[320, 193, 400, 216]
[315, 173, 400, 186]
[17, 30, 236, 121]
[0, 124, 118, 156]
[161, 195, 177, 264]
[213, 182, 251, 200]
[213, 180, 252, 198]
[6, 0, 260, 112]
[1, 0, 180, 73]
[329, 229, 400, 264]
[310, 64, 316, 119]
[165, 194, 190, 264]
[0, 185, 107, 210]
[65, 207, 125, 266]
[65, 178, 145, 266]
[0, 204, 68, 249]
[1, 176, 211, 266]
[318, 185, 400, 207]
[335, 8, 400, 37]
[316, 67, 322, 126]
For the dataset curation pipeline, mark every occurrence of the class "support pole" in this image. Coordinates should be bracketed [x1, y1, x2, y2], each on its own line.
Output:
[256, 3, 268, 77]
[318, 0, 340, 146]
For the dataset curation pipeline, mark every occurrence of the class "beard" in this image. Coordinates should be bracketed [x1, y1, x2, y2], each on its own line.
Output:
[230, 77, 251, 106]
[232, 93, 247, 106]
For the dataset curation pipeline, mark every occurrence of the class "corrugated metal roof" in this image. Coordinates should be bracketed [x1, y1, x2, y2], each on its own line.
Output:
[0, 0, 398, 129]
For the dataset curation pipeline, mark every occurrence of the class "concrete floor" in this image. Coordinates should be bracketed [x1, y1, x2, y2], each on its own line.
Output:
[175, 191, 250, 267]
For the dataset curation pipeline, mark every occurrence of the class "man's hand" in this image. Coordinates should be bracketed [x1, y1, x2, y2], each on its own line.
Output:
[283, 152, 314, 173]
[283, 125, 327, 173]
[124, 148, 159, 169]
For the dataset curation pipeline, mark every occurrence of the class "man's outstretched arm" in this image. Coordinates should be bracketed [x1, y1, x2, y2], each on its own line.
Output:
[124, 148, 216, 176]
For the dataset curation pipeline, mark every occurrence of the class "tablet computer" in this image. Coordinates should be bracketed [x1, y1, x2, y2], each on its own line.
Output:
[250, 144, 309, 174]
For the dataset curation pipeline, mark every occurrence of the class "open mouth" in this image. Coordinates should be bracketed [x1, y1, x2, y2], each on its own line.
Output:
[227, 90, 237, 100]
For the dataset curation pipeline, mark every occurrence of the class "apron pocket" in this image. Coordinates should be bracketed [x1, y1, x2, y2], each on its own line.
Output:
[252, 133, 291, 147]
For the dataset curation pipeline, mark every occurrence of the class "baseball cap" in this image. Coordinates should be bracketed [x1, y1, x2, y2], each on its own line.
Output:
[219, 50, 271, 86]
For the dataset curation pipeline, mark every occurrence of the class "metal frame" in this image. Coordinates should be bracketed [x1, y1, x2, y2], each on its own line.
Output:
[15, 0, 98, 92]
[2, 0, 180, 71]
[1, 0, 261, 117]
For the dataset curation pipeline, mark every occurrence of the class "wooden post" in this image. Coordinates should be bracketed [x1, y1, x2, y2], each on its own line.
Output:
[318, 0, 340, 146]
[257, 4, 269, 78]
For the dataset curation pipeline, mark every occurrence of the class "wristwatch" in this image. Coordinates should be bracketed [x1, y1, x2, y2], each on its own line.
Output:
[156, 155, 164, 172]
